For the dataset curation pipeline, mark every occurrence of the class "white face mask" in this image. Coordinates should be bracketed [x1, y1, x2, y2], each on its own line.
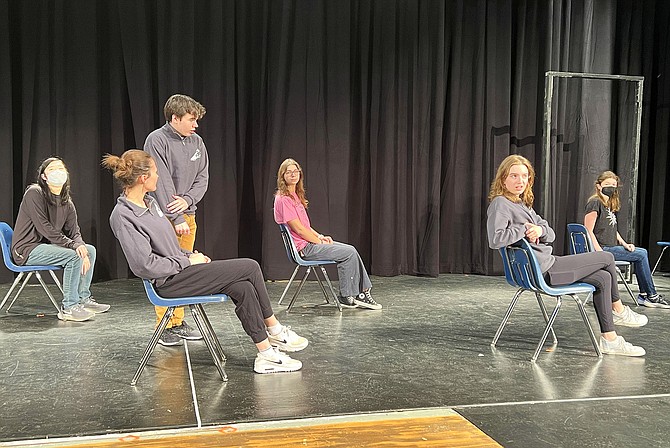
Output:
[45, 169, 68, 187]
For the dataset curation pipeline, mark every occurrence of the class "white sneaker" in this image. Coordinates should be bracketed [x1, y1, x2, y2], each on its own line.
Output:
[612, 305, 648, 327]
[268, 326, 308, 352]
[599, 336, 646, 357]
[254, 348, 303, 374]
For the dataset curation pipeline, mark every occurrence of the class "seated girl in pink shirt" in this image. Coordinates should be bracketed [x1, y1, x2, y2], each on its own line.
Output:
[273, 158, 381, 310]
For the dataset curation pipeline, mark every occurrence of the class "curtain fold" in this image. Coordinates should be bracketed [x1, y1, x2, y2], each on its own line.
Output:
[1, 0, 668, 284]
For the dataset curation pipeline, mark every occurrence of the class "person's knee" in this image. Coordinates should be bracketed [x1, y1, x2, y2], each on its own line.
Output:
[601, 251, 615, 264]
[238, 258, 262, 274]
[636, 247, 648, 258]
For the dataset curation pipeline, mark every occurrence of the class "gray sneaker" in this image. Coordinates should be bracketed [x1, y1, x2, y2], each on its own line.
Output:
[58, 304, 95, 322]
[599, 336, 646, 357]
[81, 297, 111, 314]
[170, 322, 203, 340]
[158, 328, 184, 346]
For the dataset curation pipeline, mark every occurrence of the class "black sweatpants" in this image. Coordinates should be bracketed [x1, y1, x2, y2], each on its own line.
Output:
[156, 258, 274, 343]
[546, 251, 619, 333]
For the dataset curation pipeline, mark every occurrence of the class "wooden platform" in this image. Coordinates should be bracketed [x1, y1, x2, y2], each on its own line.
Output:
[2, 410, 501, 448]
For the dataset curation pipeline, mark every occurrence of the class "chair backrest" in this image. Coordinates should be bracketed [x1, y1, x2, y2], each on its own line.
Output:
[499, 240, 541, 292]
[278, 223, 303, 265]
[0, 222, 18, 270]
[567, 223, 593, 255]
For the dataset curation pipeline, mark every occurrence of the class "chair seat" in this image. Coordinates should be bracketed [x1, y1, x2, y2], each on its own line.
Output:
[142, 280, 228, 307]
[658, 242, 670, 247]
[541, 281, 595, 297]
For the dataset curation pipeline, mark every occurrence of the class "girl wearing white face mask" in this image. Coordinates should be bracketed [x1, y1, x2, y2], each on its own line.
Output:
[584, 171, 668, 308]
[10, 157, 110, 321]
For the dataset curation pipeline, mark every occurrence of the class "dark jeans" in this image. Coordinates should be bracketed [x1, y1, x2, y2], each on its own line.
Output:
[603, 246, 656, 296]
[157, 258, 274, 343]
[546, 251, 619, 333]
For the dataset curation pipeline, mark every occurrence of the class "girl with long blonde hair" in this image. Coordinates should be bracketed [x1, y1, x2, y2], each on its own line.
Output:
[487, 155, 647, 356]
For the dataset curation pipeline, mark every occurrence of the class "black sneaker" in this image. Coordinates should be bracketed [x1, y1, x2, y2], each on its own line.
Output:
[158, 328, 184, 346]
[647, 294, 670, 309]
[354, 291, 382, 310]
[170, 322, 203, 340]
[338, 296, 358, 309]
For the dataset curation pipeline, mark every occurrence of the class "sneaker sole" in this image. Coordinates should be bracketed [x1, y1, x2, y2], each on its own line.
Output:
[613, 320, 648, 328]
[353, 299, 382, 310]
[638, 300, 659, 308]
[83, 306, 111, 314]
[175, 335, 204, 340]
[254, 364, 302, 374]
[158, 339, 184, 346]
[338, 303, 359, 309]
[600, 348, 646, 357]
[57, 312, 94, 322]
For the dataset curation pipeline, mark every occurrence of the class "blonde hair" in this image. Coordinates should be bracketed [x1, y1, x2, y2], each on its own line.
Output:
[588, 170, 621, 212]
[102, 150, 153, 189]
[276, 158, 308, 208]
[488, 154, 535, 207]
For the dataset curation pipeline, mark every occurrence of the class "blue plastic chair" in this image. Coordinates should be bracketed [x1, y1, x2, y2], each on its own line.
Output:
[652, 241, 670, 275]
[0, 222, 63, 313]
[131, 279, 229, 386]
[492, 238, 601, 361]
[566, 223, 637, 305]
[277, 223, 341, 313]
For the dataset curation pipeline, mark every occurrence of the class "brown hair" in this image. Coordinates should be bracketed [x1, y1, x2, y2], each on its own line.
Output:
[101, 150, 153, 189]
[588, 170, 621, 212]
[163, 94, 206, 122]
[488, 154, 535, 207]
[276, 158, 308, 208]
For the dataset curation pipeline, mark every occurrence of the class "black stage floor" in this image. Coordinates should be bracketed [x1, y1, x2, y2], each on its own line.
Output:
[1, 273, 670, 447]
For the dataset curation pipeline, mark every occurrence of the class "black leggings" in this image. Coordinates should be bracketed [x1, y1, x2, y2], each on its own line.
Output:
[546, 251, 619, 333]
[157, 258, 274, 343]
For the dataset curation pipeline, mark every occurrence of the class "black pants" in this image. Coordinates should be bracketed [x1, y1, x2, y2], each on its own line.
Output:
[157, 258, 274, 343]
[546, 251, 619, 333]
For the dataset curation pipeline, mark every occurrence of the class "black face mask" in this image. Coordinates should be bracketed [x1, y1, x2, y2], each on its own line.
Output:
[601, 186, 617, 197]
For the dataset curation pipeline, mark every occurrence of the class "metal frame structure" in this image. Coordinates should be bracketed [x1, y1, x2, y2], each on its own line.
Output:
[542, 71, 644, 242]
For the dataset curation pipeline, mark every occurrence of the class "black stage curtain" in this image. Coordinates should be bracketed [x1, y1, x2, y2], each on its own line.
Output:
[1, 0, 669, 284]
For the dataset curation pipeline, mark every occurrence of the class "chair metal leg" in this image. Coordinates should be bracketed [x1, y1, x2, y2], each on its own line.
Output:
[286, 267, 312, 313]
[491, 288, 524, 347]
[318, 266, 341, 312]
[33, 272, 61, 313]
[570, 294, 602, 358]
[532, 296, 562, 362]
[311, 267, 331, 304]
[48, 270, 64, 293]
[190, 304, 228, 382]
[652, 246, 668, 276]
[278, 266, 300, 305]
[616, 267, 637, 306]
[131, 307, 174, 386]
[4, 272, 34, 311]
[0, 272, 25, 311]
[534, 293, 558, 345]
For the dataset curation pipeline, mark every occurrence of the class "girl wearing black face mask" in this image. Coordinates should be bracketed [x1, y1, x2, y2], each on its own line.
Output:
[584, 171, 668, 308]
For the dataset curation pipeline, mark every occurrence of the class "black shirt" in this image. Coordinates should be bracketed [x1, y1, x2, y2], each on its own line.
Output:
[584, 198, 618, 246]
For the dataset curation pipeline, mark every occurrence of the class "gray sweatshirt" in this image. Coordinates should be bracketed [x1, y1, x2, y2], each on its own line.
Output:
[11, 185, 85, 265]
[143, 123, 209, 226]
[487, 195, 556, 273]
[109, 194, 191, 286]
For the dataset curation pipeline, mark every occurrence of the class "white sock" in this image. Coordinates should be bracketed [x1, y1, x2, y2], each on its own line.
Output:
[259, 346, 275, 356]
[267, 323, 283, 336]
